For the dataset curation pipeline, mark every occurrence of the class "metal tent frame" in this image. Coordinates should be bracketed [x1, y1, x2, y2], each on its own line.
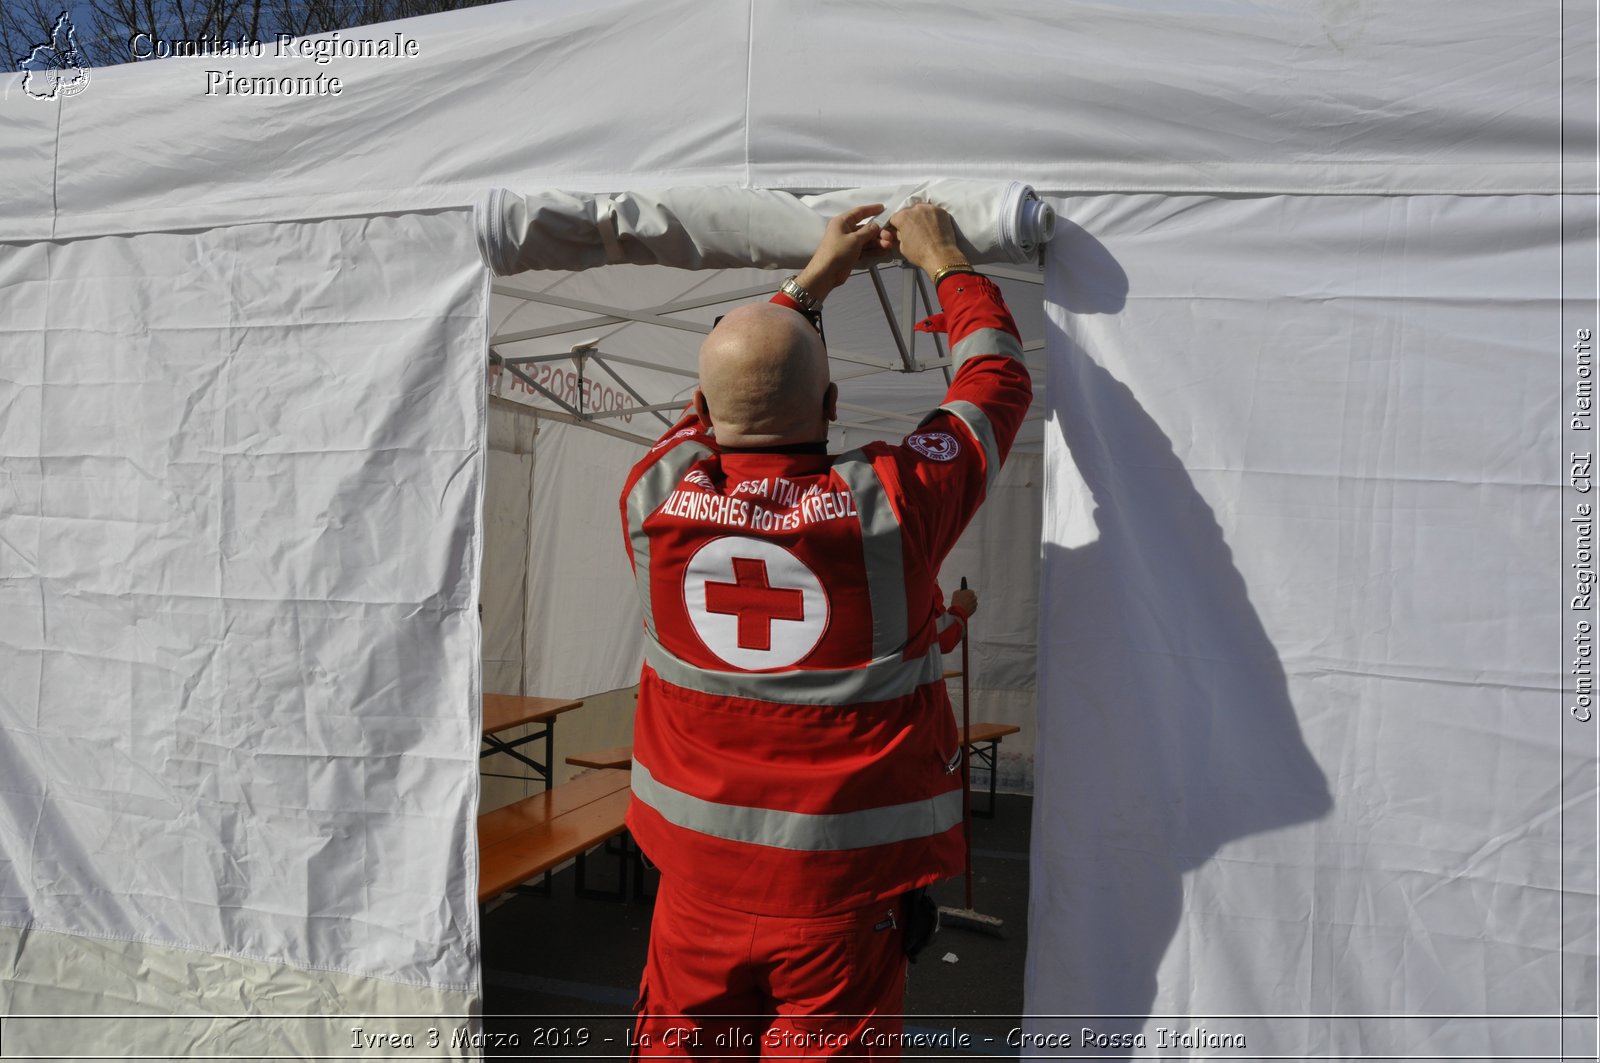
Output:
[488, 261, 1048, 448]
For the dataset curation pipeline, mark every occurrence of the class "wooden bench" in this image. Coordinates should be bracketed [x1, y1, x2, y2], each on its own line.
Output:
[565, 745, 633, 771]
[477, 768, 634, 903]
[963, 722, 1020, 819]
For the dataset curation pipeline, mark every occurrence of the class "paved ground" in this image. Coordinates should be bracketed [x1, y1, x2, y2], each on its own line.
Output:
[480, 793, 1033, 1058]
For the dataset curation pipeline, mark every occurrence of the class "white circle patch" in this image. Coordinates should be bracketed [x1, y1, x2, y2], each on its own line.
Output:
[908, 431, 960, 461]
[683, 537, 828, 670]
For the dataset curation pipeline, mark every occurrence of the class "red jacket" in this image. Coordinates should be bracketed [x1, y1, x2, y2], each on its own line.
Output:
[619, 273, 1030, 915]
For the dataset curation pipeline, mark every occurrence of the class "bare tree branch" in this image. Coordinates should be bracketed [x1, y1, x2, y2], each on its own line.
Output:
[1, 0, 73, 69]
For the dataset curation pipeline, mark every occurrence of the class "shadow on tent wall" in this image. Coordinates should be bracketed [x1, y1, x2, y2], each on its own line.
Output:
[1027, 219, 1333, 1057]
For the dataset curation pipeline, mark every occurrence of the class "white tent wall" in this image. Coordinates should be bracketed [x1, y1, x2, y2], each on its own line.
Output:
[522, 418, 651, 703]
[479, 406, 541, 815]
[0, 211, 487, 1056]
[482, 442, 534, 698]
[1028, 192, 1597, 1056]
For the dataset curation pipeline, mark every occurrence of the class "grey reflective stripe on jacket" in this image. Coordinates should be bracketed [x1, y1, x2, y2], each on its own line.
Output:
[632, 759, 965, 852]
[624, 435, 712, 639]
[832, 452, 907, 659]
[928, 327, 1020, 492]
[939, 399, 1003, 493]
[645, 637, 943, 706]
[951, 326, 1023, 369]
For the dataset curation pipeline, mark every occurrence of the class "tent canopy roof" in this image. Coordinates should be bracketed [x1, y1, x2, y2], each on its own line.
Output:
[488, 258, 1052, 451]
[1, 0, 1581, 242]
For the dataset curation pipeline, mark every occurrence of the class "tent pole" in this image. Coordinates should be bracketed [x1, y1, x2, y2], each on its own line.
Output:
[866, 265, 916, 372]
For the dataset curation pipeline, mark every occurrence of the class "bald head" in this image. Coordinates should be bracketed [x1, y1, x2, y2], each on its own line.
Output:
[696, 303, 835, 447]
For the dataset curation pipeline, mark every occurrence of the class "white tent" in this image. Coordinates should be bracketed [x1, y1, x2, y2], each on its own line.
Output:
[0, 0, 1594, 1058]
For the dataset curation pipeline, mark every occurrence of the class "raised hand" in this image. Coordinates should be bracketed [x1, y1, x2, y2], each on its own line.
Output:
[794, 204, 891, 302]
[887, 203, 966, 278]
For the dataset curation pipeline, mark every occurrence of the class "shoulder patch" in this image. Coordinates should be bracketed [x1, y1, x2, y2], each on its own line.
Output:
[908, 431, 960, 462]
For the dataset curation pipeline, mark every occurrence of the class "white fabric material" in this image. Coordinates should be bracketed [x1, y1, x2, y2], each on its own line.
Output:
[478, 181, 1051, 275]
[482, 446, 534, 695]
[524, 419, 648, 696]
[940, 451, 1041, 702]
[0, 0, 1585, 242]
[0, 925, 478, 1059]
[0, 212, 487, 1016]
[1029, 194, 1595, 1056]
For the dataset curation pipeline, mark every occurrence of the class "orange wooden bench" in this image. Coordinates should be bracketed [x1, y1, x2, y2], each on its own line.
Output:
[477, 768, 633, 903]
[565, 745, 633, 771]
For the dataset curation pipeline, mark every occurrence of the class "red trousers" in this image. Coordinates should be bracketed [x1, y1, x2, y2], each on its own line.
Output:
[631, 875, 909, 1060]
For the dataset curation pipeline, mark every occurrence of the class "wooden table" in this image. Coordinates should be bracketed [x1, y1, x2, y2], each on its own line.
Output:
[481, 694, 584, 790]
[964, 722, 1021, 818]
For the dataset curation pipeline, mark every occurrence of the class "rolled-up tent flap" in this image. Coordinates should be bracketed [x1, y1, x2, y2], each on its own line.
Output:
[476, 180, 1054, 275]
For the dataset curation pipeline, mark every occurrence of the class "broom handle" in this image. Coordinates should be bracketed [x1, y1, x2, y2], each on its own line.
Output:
[960, 577, 973, 911]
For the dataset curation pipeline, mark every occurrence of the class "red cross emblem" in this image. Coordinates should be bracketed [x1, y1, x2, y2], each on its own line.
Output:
[683, 537, 828, 669]
[704, 557, 806, 650]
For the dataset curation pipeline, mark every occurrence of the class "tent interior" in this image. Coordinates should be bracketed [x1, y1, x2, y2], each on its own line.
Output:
[0, 0, 1595, 1059]
[479, 247, 1051, 807]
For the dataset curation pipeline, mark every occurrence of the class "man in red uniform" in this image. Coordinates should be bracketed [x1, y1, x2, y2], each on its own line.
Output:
[619, 202, 1031, 1059]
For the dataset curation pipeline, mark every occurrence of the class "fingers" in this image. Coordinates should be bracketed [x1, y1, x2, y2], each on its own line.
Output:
[830, 206, 885, 259]
[888, 201, 949, 229]
[885, 203, 963, 273]
[834, 203, 886, 231]
[853, 223, 897, 261]
[859, 238, 894, 260]
[803, 205, 894, 289]
[847, 220, 882, 249]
